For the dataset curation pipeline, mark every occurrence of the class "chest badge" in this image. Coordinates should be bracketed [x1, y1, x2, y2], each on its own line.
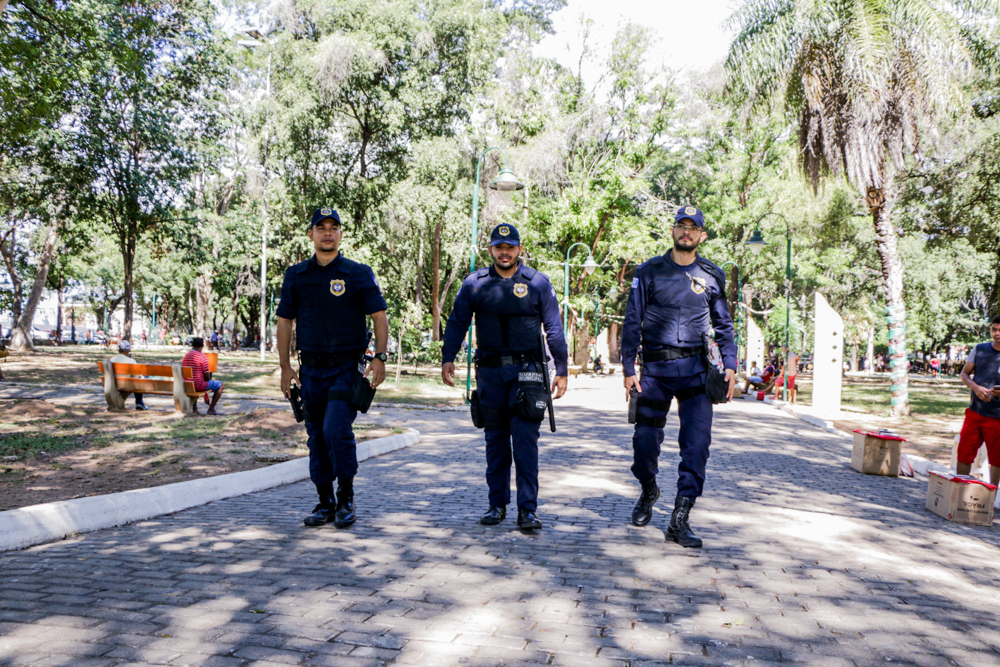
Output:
[330, 279, 346, 296]
[513, 283, 529, 298]
[685, 271, 707, 295]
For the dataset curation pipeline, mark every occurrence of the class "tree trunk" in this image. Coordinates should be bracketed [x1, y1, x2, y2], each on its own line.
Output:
[850, 341, 858, 373]
[195, 272, 211, 338]
[55, 277, 63, 345]
[572, 317, 588, 367]
[120, 233, 136, 340]
[9, 223, 59, 352]
[0, 230, 23, 324]
[0, 0, 8, 16]
[431, 220, 441, 341]
[609, 321, 621, 364]
[868, 186, 910, 416]
[865, 325, 875, 376]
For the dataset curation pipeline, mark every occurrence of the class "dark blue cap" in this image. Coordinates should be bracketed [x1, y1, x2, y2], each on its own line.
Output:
[675, 205, 704, 228]
[489, 223, 520, 247]
[311, 208, 341, 226]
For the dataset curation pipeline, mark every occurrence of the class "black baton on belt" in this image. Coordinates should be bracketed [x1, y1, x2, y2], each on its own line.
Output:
[538, 328, 556, 433]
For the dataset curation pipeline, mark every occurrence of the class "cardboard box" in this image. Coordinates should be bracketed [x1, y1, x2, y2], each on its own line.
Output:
[851, 430, 904, 476]
[926, 472, 997, 526]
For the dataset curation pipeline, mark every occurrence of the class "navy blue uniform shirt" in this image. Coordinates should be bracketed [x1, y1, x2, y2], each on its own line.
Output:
[621, 251, 737, 378]
[442, 263, 568, 376]
[276, 254, 387, 355]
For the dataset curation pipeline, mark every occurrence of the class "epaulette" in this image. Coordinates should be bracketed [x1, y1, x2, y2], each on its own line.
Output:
[472, 266, 491, 280]
[292, 259, 310, 274]
[520, 265, 538, 280]
[696, 257, 725, 281]
[338, 256, 360, 273]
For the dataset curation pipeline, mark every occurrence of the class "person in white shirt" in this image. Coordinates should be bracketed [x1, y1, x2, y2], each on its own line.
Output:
[109, 340, 147, 410]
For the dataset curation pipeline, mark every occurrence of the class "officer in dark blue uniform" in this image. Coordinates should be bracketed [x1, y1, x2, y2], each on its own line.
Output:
[441, 223, 568, 530]
[621, 206, 737, 548]
[276, 208, 389, 529]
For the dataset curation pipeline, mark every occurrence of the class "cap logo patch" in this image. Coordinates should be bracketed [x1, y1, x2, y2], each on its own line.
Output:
[330, 279, 346, 296]
[499, 226, 510, 237]
[685, 271, 706, 295]
[321, 208, 332, 215]
[685, 206, 697, 216]
[513, 283, 528, 298]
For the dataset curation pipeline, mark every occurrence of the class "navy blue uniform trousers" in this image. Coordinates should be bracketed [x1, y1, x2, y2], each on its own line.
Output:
[631, 372, 712, 499]
[299, 363, 359, 485]
[477, 362, 542, 512]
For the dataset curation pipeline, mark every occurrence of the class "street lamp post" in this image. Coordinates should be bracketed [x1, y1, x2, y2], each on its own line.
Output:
[239, 31, 272, 362]
[70, 308, 76, 344]
[563, 243, 596, 339]
[464, 147, 524, 402]
[720, 261, 743, 372]
[746, 212, 793, 400]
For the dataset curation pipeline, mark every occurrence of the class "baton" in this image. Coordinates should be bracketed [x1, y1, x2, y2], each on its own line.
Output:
[538, 328, 556, 433]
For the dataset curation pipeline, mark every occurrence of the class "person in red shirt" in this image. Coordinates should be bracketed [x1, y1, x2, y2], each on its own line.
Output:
[182, 337, 224, 415]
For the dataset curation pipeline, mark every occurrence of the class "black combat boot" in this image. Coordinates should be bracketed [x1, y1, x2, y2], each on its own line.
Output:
[666, 495, 702, 548]
[333, 478, 356, 528]
[304, 483, 336, 527]
[517, 509, 542, 530]
[631, 478, 660, 527]
[480, 506, 506, 525]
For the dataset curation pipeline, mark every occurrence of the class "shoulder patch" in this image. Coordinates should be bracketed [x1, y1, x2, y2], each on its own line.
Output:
[631, 277, 639, 288]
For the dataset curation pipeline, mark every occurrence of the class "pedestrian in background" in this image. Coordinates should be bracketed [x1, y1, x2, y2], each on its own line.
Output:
[957, 315, 1000, 486]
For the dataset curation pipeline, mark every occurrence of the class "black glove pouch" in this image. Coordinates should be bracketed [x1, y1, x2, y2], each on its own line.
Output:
[704, 356, 730, 405]
[350, 374, 377, 413]
[628, 388, 639, 424]
[470, 390, 484, 428]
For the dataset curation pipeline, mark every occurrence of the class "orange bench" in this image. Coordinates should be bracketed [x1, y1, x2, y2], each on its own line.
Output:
[98, 362, 201, 414]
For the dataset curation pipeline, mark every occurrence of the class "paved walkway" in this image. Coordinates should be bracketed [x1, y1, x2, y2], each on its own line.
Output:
[2, 377, 1000, 667]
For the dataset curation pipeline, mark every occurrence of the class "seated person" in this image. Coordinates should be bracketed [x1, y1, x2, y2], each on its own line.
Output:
[744, 359, 776, 393]
[593, 354, 604, 373]
[182, 337, 224, 415]
[109, 339, 147, 410]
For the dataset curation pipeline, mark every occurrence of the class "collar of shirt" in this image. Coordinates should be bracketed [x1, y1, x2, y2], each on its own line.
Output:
[309, 253, 343, 272]
[488, 262, 523, 280]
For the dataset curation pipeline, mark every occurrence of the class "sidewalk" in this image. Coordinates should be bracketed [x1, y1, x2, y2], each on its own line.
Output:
[2, 381, 999, 666]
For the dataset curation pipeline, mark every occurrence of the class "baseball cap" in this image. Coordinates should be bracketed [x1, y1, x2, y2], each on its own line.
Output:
[310, 208, 341, 226]
[118, 340, 131, 352]
[489, 223, 520, 247]
[675, 205, 705, 228]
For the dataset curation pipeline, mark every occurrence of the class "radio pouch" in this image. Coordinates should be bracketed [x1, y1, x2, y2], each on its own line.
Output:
[514, 369, 547, 423]
[289, 383, 306, 423]
[470, 389, 508, 429]
[350, 375, 377, 413]
[628, 388, 639, 424]
[470, 390, 484, 428]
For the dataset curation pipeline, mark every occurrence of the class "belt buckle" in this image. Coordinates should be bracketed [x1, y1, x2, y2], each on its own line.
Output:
[501, 356, 514, 367]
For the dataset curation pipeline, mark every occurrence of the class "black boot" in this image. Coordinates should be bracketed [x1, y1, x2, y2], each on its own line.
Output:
[631, 478, 660, 527]
[304, 485, 336, 527]
[333, 479, 356, 528]
[517, 509, 542, 530]
[666, 495, 702, 548]
[480, 506, 506, 525]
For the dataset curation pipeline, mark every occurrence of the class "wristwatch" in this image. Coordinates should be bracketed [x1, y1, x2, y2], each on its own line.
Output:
[373, 352, 388, 363]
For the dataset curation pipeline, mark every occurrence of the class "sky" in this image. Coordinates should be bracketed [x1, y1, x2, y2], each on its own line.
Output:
[534, 0, 738, 79]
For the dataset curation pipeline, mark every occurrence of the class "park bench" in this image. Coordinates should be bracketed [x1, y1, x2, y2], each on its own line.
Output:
[97, 352, 218, 414]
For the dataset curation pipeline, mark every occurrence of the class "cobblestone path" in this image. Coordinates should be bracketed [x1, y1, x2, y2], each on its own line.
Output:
[2, 381, 1000, 667]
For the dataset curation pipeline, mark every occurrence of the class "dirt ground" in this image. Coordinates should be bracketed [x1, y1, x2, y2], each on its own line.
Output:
[0, 398, 399, 511]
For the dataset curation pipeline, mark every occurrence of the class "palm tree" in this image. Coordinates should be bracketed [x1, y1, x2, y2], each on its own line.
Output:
[725, 0, 997, 416]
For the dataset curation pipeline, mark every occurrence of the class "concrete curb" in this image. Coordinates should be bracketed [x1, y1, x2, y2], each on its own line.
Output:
[0, 429, 421, 552]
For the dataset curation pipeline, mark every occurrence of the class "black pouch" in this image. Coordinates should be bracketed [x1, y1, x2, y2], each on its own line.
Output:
[350, 375, 377, 413]
[702, 335, 730, 405]
[470, 389, 484, 428]
[514, 368, 548, 423]
[289, 383, 306, 423]
[628, 388, 639, 424]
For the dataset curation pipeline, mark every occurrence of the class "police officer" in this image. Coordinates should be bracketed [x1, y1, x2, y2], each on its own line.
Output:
[276, 208, 389, 528]
[441, 223, 568, 530]
[621, 206, 737, 548]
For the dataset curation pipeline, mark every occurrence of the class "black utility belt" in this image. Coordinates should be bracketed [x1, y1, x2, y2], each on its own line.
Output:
[641, 346, 703, 363]
[476, 352, 541, 368]
[298, 351, 364, 368]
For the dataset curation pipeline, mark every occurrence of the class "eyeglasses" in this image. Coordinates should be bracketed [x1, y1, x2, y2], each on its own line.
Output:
[673, 224, 700, 232]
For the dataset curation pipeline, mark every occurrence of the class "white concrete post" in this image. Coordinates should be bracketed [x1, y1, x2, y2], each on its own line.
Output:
[813, 293, 844, 417]
[746, 317, 766, 377]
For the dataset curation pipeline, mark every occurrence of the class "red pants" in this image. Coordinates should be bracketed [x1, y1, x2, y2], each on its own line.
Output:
[957, 408, 1000, 466]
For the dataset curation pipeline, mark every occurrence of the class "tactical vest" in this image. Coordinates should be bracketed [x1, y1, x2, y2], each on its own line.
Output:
[970, 342, 1000, 418]
[472, 266, 542, 355]
[293, 256, 369, 355]
[640, 255, 720, 349]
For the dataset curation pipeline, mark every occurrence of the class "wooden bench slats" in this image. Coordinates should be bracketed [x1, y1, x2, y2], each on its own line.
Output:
[116, 379, 176, 394]
[112, 363, 193, 378]
[99, 359, 207, 413]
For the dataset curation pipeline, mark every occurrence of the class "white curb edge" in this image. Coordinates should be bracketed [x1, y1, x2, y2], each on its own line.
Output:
[0, 428, 421, 552]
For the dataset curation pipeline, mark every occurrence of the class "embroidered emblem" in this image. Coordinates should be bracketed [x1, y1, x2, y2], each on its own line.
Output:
[498, 225, 510, 237]
[686, 271, 707, 295]
[321, 208, 333, 215]
[513, 283, 529, 298]
[685, 206, 697, 216]
[631, 277, 639, 288]
[330, 279, 346, 296]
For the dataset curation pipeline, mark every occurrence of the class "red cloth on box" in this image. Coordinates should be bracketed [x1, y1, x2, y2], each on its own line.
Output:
[958, 407, 1000, 466]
